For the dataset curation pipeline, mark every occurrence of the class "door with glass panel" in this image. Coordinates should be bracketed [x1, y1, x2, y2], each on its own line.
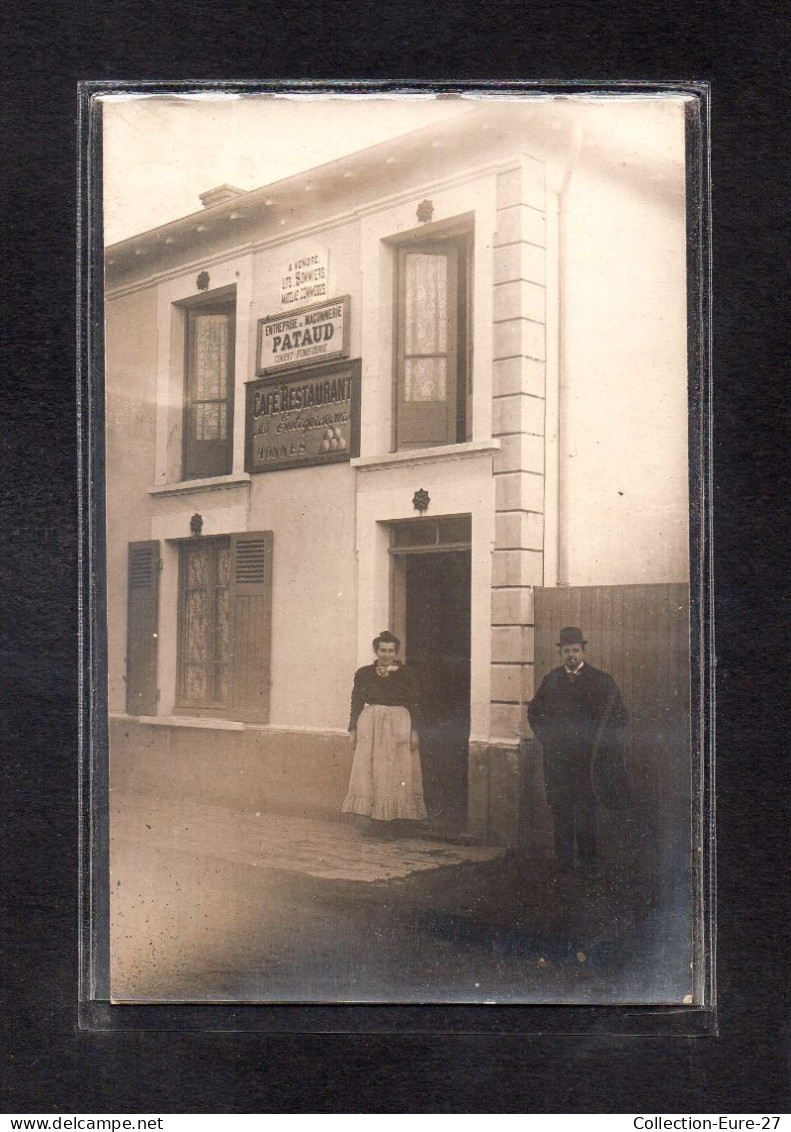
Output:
[395, 237, 472, 450]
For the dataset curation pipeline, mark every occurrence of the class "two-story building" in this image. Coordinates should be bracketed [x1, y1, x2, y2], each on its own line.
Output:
[105, 98, 692, 851]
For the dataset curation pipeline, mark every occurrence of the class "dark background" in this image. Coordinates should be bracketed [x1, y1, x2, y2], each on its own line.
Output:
[2, 2, 789, 1113]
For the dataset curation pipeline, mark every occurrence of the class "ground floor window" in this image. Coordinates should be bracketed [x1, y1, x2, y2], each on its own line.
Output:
[126, 532, 273, 723]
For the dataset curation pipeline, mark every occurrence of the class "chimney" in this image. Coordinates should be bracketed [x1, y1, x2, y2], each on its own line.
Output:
[199, 184, 246, 209]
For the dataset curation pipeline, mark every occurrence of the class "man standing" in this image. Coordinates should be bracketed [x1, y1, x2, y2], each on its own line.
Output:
[527, 627, 628, 874]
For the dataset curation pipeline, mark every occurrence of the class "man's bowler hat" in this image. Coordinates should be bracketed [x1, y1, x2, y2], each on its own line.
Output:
[557, 626, 587, 647]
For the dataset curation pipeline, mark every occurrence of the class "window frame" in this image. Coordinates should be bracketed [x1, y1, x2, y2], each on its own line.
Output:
[392, 229, 474, 451]
[156, 529, 274, 724]
[181, 290, 236, 481]
[175, 535, 232, 715]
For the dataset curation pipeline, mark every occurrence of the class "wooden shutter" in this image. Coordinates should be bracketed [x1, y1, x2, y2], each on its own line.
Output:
[126, 540, 160, 716]
[230, 531, 273, 723]
[396, 243, 459, 449]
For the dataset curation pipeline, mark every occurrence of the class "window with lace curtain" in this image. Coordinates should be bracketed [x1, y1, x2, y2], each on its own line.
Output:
[394, 232, 473, 450]
[165, 531, 273, 721]
[177, 537, 232, 710]
[183, 294, 235, 478]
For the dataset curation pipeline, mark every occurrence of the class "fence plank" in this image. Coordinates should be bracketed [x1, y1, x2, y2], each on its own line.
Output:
[533, 583, 692, 884]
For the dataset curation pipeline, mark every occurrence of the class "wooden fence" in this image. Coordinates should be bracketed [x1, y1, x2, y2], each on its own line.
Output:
[528, 583, 692, 885]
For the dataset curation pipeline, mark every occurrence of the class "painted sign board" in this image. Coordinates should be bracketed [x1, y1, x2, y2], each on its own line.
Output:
[257, 295, 350, 375]
[280, 249, 329, 306]
[245, 358, 361, 474]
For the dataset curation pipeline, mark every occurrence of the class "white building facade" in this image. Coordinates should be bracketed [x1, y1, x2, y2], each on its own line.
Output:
[105, 100, 690, 845]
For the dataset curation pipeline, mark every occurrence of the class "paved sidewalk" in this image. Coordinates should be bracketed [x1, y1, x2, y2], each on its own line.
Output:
[108, 789, 691, 1004]
[111, 790, 504, 883]
[109, 790, 515, 1001]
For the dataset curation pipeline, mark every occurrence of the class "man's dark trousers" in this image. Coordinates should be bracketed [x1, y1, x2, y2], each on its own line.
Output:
[528, 661, 628, 872]
[551, 793, 597, 871]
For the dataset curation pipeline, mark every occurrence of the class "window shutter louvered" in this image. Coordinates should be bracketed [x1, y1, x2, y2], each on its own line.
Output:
[126, 540, 160, 716]
[230, 531, 273, 723]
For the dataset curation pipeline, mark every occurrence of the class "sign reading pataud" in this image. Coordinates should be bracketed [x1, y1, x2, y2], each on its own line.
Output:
[257, 295, 350, 375]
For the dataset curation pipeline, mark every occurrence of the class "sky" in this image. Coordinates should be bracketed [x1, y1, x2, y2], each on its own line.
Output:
[101, 94, 474, 244]
[101, 92, 689, 246]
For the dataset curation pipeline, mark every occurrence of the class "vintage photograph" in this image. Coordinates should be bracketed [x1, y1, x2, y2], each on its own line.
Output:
[100, 88, 702, 1004]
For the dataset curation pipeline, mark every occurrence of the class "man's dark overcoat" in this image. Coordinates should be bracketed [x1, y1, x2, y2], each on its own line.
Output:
[527, 662, 628, 808]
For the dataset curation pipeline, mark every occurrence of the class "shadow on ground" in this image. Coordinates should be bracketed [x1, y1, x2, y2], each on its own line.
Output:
[109, 791, 693, 1004]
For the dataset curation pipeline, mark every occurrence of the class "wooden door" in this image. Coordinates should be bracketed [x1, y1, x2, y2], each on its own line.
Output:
[405, 550, 471, 828]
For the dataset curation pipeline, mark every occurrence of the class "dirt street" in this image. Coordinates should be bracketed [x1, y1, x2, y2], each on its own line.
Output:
[110, 790, 692, 1004]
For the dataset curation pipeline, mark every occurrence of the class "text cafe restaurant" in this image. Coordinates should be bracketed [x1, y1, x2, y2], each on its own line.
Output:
[105, 101, 691, 846]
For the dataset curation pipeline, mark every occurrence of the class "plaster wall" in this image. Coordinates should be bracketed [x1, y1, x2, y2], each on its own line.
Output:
[247, 463, 358, 731]
[152, 251, 255, 486]
[353, 450, 497, 742]
[105, 286, 158, 712]
[558, 134, 689, 586]
[359, 172, 497, 456]
[250, 221, 362, 360]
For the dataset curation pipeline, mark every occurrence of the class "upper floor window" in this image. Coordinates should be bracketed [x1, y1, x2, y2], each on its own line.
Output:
[394, 232, 473, 450]
[183, 293, 235, 479]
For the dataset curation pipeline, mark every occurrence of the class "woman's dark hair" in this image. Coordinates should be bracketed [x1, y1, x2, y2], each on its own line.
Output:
[372, 630, 401, 652]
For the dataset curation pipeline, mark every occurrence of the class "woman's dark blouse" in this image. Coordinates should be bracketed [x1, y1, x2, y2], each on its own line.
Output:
[348, 664, 421, 731]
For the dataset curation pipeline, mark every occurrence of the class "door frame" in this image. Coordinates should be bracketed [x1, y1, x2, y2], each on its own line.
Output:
[386, 516, 472, 664]
[388, 521, 473, 829]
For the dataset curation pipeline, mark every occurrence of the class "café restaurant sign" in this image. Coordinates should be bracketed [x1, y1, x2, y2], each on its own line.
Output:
[257, 295, 350, 375]
[245, 359, 361, 474]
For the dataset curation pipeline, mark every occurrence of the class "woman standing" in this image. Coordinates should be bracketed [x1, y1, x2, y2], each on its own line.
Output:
[342, 631, 427, 827]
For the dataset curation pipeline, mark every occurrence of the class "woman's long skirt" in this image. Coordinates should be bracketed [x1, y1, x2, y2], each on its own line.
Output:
[342, 704, 427, 821]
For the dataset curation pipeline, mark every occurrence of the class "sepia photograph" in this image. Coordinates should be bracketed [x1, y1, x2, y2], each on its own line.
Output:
[98, 88, 705, 1006]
